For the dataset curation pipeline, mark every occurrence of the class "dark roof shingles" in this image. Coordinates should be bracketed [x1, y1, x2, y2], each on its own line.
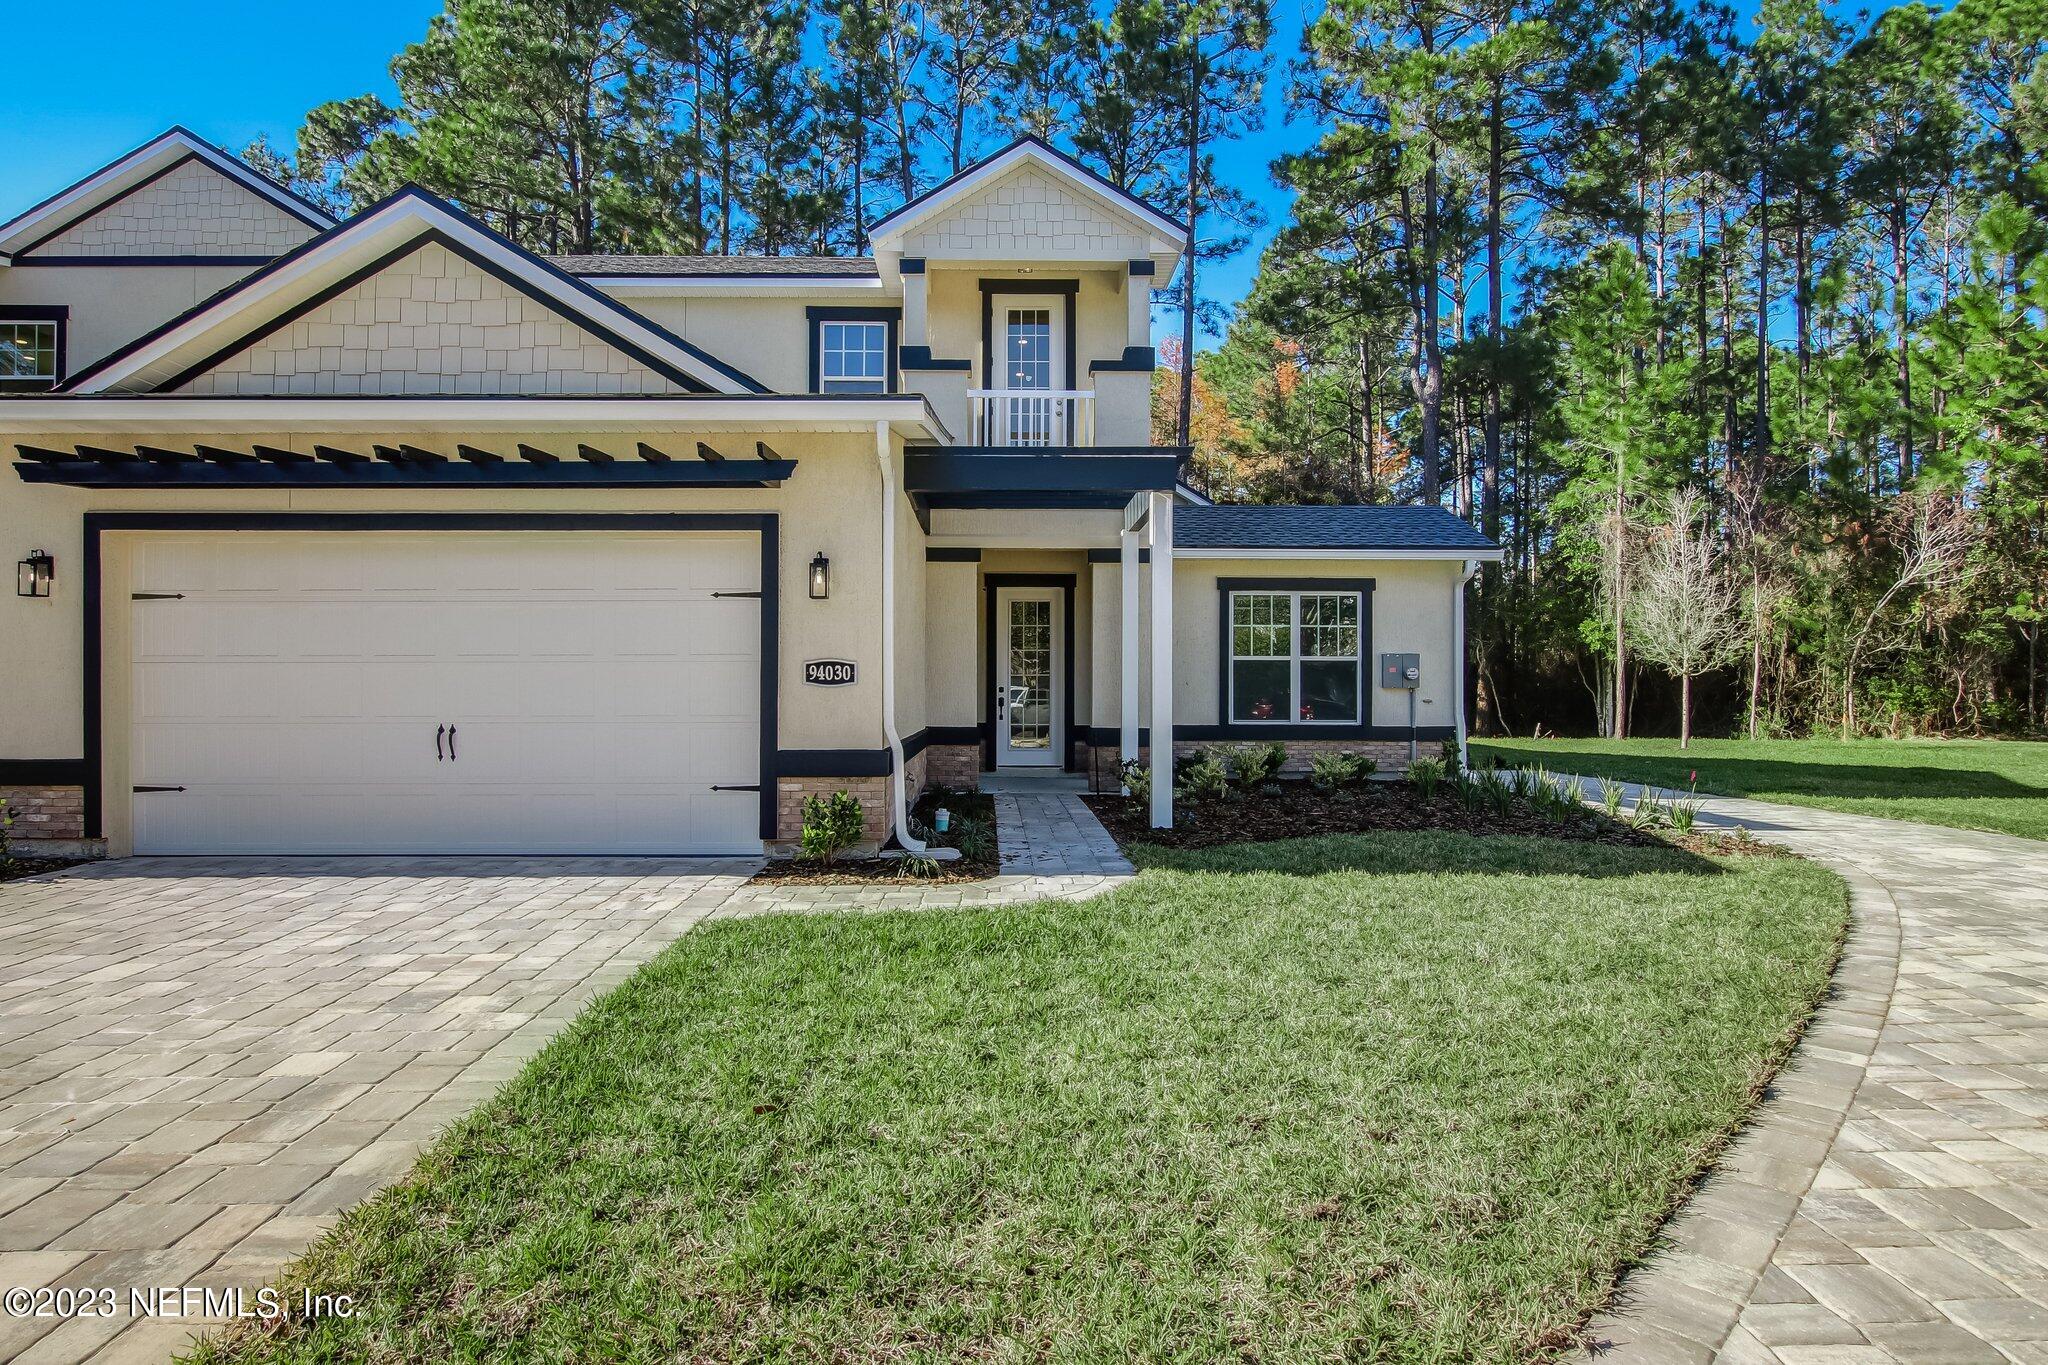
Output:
[1176, 504, 1498, 552]
[547, 254, 877, 278]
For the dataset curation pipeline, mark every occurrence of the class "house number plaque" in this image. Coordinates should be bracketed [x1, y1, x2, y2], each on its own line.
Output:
[804, 659, 857, 686]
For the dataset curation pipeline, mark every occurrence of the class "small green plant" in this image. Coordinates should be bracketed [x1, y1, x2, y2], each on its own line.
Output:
[950, 816, 996, 865]
[1454, 769, 1487, 812]
[895, 853, 942, 879]
[1532, 772, 1578, 822]
[1175, 752, 1230, 802]
[1481, 768, 1515, 816]
[1119, 759, 1152, 804]
[1219, 741, 1288, 790]
[1669, 792, 1705, 834]
[1309, 750, 1376, 792]
[1439, 735, 1465, 774]
[1407, 756, 1447, 800]
[1597, 776, 1627, 817]
[799, 790, 866, 863]
[1627, 790, 1669, 830]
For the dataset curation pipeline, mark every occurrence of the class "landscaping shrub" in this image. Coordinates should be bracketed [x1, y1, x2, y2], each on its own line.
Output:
[1218, 741, 1287, 790]
[1119, 759, 1152, 804]
[1309, 750, 1375, 791]
[1175, 751, 1230, 802]
[799, 790, 866, 863]
[1407, 756, 1447, 799]
[950, 816, 996, 865]
[1599, 775, 1628, 817]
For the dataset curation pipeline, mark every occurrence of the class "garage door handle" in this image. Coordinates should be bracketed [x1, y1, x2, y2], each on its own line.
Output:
[436, 724, 445, 761]
[447, 724, 456, 760]
[711, 784, 761, 793]
[133, 785, 185, 793]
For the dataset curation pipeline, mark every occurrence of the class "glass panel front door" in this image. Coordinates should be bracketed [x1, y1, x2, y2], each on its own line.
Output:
[1001, 297, 1065, 446]
[997, 589, 1061, 766]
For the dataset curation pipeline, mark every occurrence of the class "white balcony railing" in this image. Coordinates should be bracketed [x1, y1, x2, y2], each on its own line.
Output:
[969, 389, 1095, 448]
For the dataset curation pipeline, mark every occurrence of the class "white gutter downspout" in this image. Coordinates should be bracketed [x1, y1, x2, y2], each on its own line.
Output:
[875, 420, 930, 856]
[1455, 558, 1481, 770]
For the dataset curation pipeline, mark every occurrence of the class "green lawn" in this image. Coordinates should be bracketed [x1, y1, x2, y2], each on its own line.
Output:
[1472, 736, 2048, 842]
[195, 833, 1845, 1365]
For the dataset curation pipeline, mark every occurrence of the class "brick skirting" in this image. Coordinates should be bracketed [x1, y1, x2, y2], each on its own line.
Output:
[0, 785, 84, 841]
[1079, 740, 1429, 792]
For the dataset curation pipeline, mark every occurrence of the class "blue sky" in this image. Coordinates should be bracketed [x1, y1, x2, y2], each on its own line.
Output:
[1, 0, 1306, 348]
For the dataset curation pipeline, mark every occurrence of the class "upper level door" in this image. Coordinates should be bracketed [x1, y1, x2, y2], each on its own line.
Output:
[999, 295, 1068, 446]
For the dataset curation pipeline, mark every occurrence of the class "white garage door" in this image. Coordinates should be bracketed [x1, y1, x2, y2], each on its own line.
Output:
[128, 532, 762, 855]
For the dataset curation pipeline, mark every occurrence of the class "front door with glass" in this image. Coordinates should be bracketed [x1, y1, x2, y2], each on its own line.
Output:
[996, 588, 1062, 766]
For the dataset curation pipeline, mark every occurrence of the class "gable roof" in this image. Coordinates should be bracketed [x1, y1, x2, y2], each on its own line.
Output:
[0, 126, 332, 262]
[866, 136, 1187, 254]
[1176, 505, 1502, 556]
[61, 187, 769, 396]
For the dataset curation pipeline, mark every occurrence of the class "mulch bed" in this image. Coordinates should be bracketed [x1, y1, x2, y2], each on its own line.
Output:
[750, 789, 1000, 885]
[1084, 781, 1787, 858]
[0, 857, 90, 884]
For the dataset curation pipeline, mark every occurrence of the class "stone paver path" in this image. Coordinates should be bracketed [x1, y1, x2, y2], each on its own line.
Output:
[993, 786, 1134, 879]
[1577, 787, 2048, 1365]
[0, 857, 753, 1364]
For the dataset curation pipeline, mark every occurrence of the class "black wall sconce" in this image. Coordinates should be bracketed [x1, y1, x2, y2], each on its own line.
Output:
[808, 552, 830, 600]
[16, 549, 53, 598]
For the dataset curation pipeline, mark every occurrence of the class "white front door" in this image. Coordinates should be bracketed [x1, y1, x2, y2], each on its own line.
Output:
[996, 587, 1061, 767]
[126, 531, 762, 855]
[1000, 295, 1067, 446]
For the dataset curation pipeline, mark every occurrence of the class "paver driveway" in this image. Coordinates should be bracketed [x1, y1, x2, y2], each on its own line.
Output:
[0, 856, 754, 1364]
[1579, 791, 2048, 1365]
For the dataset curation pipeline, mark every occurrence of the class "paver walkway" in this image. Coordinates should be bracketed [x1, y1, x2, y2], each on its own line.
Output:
[0, 857, 753, 1363]
[1577, 787, 2048, 1365]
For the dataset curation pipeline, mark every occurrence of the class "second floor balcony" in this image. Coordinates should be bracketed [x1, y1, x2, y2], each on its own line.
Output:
[970, 388, 1095, 448]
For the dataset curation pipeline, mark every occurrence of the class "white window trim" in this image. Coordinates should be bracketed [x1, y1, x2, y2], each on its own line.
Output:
[1227, 589, 1365, 726]
[817, 318, 891, 395]
[0, 318, 60, 386]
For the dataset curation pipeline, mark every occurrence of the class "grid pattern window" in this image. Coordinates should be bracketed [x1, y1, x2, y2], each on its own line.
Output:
[0, 319, 59, 391]
[1229, 591, 1362, 723]
[818, 320, 889, 393]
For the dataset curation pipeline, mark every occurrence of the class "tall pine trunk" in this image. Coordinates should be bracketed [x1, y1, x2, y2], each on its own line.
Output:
[1482, 93, 1504, 541]
[1177, 50, 1199, 448]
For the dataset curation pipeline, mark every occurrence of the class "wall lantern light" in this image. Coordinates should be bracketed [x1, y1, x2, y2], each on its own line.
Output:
[16, 549, 53, 598]
[808, 552, 830, 600]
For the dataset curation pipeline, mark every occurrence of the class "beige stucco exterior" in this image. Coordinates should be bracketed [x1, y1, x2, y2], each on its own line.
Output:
[0, 131, 1492, 854]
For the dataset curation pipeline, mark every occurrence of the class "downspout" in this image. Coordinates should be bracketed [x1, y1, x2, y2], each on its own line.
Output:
[1454, 558, 1481, 769]
[875, 419, 930, 856]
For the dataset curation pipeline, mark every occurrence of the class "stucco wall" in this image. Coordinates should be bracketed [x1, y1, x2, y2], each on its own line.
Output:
[622, 295, 831, 397]
[179, 243, 685, 396]
[1170, 558, 1461, 732]
[21, 160, 315, 261]
[0, 263, 265, 374]
[0, 431, 895, 828]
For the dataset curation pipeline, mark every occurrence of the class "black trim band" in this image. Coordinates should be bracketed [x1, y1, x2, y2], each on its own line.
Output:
[1089, 346, 1156, 373]
[0, 760, 86, 785]
[925, 547, 983, 562]
[1085, 547, 1150, 563]
[898, 345, 972, 372]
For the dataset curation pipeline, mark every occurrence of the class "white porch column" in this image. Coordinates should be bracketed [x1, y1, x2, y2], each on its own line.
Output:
[1119, 526, 1140, 786]
[902, 262, 928, 349]
[1126, 261, 1152, 352]
[1146, 490, 1173, 828]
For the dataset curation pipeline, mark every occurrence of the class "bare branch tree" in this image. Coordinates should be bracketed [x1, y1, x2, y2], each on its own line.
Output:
[1628, 487, 1746, 748]
[1842, 492, 1983, 738]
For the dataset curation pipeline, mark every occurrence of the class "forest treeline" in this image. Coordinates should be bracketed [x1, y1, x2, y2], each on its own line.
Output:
[254, 0, 2046, 740]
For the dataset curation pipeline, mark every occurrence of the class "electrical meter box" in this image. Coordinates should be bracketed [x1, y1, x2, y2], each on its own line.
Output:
[1381, 653, 1421, 689]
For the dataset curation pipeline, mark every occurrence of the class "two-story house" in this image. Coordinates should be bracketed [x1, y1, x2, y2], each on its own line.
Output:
[0, 128, 1500, 859]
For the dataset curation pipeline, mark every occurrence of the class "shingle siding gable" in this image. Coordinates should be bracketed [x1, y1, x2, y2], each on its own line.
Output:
[24, 159, 316, 260]
[177, 241, 686, 396]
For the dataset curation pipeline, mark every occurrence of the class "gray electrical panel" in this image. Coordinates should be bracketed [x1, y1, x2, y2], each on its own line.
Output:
[1380, 653, 1421, 689]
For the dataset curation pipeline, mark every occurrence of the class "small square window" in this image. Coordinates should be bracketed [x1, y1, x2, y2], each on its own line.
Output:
[819, 320, 889, 394]
[0, 320, 59, 391]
